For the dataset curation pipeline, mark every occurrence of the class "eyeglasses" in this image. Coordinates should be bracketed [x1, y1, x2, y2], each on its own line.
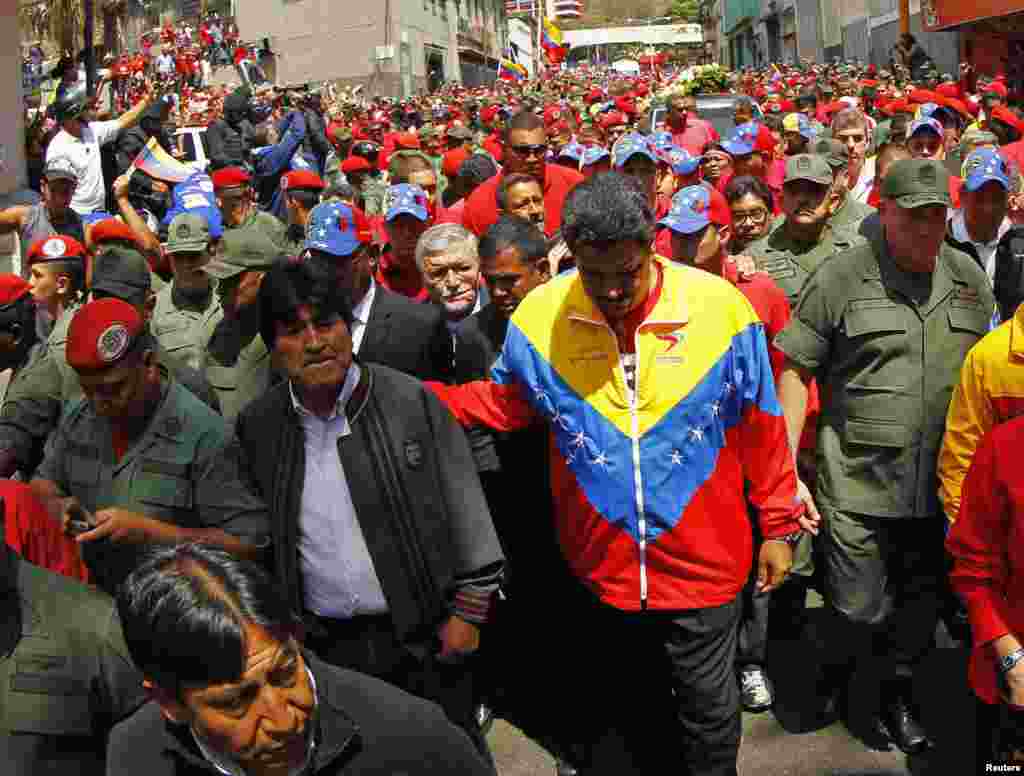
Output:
[732, 207, 769, 225]
[510, 144, 547, 159]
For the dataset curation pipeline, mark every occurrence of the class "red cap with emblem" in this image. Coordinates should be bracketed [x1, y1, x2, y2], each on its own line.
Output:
[281, 170, 325, 192]
[66, 297, 145, 373]
[0, 275, 31, 306]
[26, 235, 86, 267]
[340, 156, 372, 174]
[211, 166, 252, 192]
[91, 218, 139, 247]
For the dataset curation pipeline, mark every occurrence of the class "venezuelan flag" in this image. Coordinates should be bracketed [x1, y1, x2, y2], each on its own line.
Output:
[130, 137, 194, 184]
[498, 59, 528, 82]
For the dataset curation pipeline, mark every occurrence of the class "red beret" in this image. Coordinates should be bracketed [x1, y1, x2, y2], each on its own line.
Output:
[936, 82, 960, 99]
[984, 81, 1009, 98]
[27, 235, 86, 266]
[91, 218, 139, 247]
[480, 106, 499, 123]
[615, 97, 637, 116]
[442, 147, 471, 179]
[0, 274, 31, 306]
[599, 111, 627, 129]
[394, 132, 421, 150]
[340, 156, 372, 174]
[779, 100, 796, 112]
[991, 105, 1024, 133]
[909, 88, 944, 105]
[211, 166, 252, 191]
[66, 297, 145, 373]
[281, 170, 325, 192]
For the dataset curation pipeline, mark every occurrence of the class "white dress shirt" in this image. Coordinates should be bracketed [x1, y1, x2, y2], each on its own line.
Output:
[45, 121, 121, 215]
[350, 279, 376, 355]
[849, 155, 876, 205]
[950, 209, 1011, 283]
[291, 364, 389, 619]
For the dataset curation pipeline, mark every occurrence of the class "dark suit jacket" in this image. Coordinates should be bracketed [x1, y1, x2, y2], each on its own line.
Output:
[360, 285, 453, 382]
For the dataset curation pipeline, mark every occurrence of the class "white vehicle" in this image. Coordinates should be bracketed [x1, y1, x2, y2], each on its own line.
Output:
[173, 126, 210, 173]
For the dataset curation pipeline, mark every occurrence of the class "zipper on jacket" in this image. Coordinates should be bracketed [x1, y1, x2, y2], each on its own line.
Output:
[629, 327, 647, 608]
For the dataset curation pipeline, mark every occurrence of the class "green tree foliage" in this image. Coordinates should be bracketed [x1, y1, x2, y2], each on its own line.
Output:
[667, 0, 701, 21]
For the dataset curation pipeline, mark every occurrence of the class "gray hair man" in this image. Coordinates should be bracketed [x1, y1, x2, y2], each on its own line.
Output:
[415, 223, 484, 332]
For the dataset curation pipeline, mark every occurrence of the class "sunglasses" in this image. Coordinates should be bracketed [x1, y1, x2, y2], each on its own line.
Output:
[510, 144, 547, 158]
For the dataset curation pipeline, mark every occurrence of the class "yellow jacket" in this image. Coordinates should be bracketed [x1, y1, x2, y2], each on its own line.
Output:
[939, 304, 1024, 523]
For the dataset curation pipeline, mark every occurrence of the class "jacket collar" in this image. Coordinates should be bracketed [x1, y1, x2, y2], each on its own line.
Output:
[565, 255, 688, 328]
[159, 652, 360, 774]
[284, 360, 373, 429]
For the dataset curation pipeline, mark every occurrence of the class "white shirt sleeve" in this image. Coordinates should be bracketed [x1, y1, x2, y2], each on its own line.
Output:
[90, 119, 122, 147]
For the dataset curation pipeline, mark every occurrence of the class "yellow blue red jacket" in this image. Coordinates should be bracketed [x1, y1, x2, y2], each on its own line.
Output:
[939, 303, 1024, 524]
[432, 257, 802, 611]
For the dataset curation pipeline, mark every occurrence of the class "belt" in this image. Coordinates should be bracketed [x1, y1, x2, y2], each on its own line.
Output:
[304, 611, 394, 642]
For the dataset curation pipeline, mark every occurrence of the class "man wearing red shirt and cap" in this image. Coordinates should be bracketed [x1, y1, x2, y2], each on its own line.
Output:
[280, 169, 325, 254]
[378, 183, 433, 301]
[463, 112, 583, 240]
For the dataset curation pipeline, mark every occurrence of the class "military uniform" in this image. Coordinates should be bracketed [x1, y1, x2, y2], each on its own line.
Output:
[230, 207, 290, 254]
[360, 176, 388, 218]
[776, 182, 993, 706]
[35, 377, 269, 592]
[0, 542, 145, 775]
[830, 193, 875, 232]
[747, 219, 865, 308]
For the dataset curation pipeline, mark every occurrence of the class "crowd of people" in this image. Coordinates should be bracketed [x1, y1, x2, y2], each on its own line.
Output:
[1, 44, 1024, 776]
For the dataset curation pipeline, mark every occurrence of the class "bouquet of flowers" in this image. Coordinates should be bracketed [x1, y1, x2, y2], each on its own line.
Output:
[678, 64, 731, 95]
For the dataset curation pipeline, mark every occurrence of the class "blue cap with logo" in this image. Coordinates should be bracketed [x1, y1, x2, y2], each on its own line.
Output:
[385, 183, 430, 223]
[612, 133, 657, 168]
[962, 147, 1011, 192]
[722, 121, 758, 156]
[651, 131, 675, 152]
[305, 201, 373, 257]
[906, 117, 944, 140]
[557, 142, 585, 162]
[582, 145, 610, 166]
[661, 147, 701, 175]
[658, 185, 714, 235]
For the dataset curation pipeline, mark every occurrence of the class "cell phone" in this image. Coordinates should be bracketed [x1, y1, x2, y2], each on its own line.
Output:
[66, 503, 96, 536]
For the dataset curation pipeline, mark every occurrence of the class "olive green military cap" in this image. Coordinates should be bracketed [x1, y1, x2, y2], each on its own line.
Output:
[166, 213, 211, 253]
[446, 124, 474, 141]
[785, 153, 834, 186]
[881, 159, 951, 208]
[202, 229, 280, 280]
[810, 138, 850, 169]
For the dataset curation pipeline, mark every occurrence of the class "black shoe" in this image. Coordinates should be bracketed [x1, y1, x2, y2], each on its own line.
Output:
[883, 698, 930, 754]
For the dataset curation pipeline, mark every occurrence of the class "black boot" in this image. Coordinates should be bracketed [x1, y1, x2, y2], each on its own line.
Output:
[882, 689, 930, 754]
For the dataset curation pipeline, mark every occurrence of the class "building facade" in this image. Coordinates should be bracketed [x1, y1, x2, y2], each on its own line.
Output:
[235, 0, 508, 97]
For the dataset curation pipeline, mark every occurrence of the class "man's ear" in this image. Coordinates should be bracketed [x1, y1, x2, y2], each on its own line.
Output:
[143, 290, 157, 321]
[535, 255, 552, 283]
[144, 679, 192, 725]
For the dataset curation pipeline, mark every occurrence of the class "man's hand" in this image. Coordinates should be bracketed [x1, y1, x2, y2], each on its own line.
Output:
[1003, 660, 1024, 708]
[72, 507, 169, 545]
[757, 540, 793, 594]
[234, 271, 264, 312]
[436, 615, 480, 663]
[112, 172, 133, 201]
[797, 478, 822, 535]
[732, 254, 763, 280]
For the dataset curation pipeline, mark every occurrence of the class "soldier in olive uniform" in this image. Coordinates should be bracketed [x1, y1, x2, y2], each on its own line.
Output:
[775, 159, 995, 753]
[211, 166, 289, 253]
[29, 297, 271, 594]
[201, 229, 279, 423]
[746, 154, 866, 308]
[0, 535, 146, 774]
[279, 169, 325, 255]
[151, 213, 222, 374]
[810, 138, 876, 232]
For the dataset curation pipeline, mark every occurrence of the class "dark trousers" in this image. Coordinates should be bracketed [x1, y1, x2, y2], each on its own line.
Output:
[566, 593, 743, 776]
[819, 508, 945, 702]
[305, 613, 492, 764]
[737, 573, 770, 667]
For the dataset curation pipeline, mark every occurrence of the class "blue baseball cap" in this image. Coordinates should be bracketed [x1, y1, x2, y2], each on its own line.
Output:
[962, 147, 1011, 192]
[658, 185, 720, 235]
[661, 147, 701, 175]
[906, 117, 944, 140]
[651, 131, 675, 152]
[558, 142, 585, 162]
[722, 121, 760, 156]
[612, 133, 657, 168]
[581, 146, 610, 167]
[385, 183, 430, 223]
[305, 201, 373, 257]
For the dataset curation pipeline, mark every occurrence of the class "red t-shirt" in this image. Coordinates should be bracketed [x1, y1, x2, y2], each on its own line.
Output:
[462, 163, 584, 238]
[375, 252, 429, 302]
